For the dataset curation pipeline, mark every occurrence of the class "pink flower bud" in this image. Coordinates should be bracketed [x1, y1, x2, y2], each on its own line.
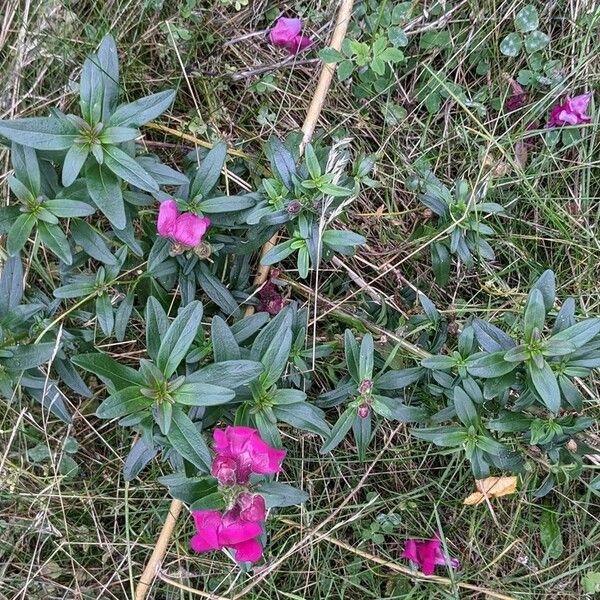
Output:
[357, 403, 370, 419]
[237, 492, 266, 523]
[358, 379, 373, 395]
[211, 455, 238, 486]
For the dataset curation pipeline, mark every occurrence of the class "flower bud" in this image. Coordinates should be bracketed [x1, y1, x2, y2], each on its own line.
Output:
[287, 201, 302, 215]
[357, 403, 370, 419]
[237, 492, 266, 522]
[211, 456, 238, 486]
[358, 379, 373, 395]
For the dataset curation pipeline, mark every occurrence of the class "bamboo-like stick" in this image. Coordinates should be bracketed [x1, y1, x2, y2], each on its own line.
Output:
[134, 1, 355, 598]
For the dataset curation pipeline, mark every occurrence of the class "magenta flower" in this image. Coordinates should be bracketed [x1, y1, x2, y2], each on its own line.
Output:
[213, 426, 286, 484]
[269, 17, 312, 55]
[191, 510, 264, 563]
[402, 534, 460, 575]
[157, 199, 211, 247]
[547, 93, 592, 127]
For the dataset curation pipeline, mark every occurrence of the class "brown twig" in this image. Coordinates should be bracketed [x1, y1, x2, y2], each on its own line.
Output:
[134, 1, 356, 598]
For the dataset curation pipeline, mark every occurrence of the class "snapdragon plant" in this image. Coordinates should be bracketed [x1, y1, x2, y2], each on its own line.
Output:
[0, 34, 175, 231]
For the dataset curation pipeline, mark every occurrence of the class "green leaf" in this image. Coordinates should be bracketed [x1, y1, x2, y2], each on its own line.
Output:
[524, 30, 549, 53]
[72, 353, 145, 391]
[421, 355, 456, 371]
[528, 361, 561, 413]
[540, 506, 563, 561]
[96, 386, 151, 419]
[124, 437, 157, 481]
[197, 264, 239, 316]
[267, 136, 297, 189]
[345, 329, 360, 382]
[167, 407, 211, 471]
[80, 55, 104, 125]
[53, 279, 96, 298]
[472, 319, 516, 352]
[7, 213, 35, 256]
[145, 297, 169, 361]
[304, 144, 321, 179]
[379, 47, 404, 62]
[198, 195, 255, 213]
[260, 327, 293, 388]
[319, 47, 344, 63]
[524, 288, 546, 340]
[514, 5, 539, 32]
[190, 142, 227, 199]
[108, 89, 176, 127]
[0, 117, 77, 150]
[409, 426, 467, 446]
[11, 142, 40, 194]
[532, 270, 555, 311]
[100, 127, 140, 145]
[115, 288, 134, 342]
[43, 199, 95, 218]
[257, 481, 308, 508]
[500, 32, 523, 57]
[358, 333, 374, 380]
[388, 27, 408, 47]
[97, 34, 119, 120]
[431, 242, 450, 286]
[337, 59, 354, 81]
[3, 342, 55, 371]
[454, 386, 479, 427]
[376, 367, 422, 390]
[96, 292, 114, 336]
[297, 246, 310, 278]
[38, 222, 72, 265]
[71, 219, 117, 264]
[85, 162, 126, 229]
[185, 360, 263, 389]
[582, 572, 600, 595]
[157, 301, 203, 377]
[320, 407, 356, 454]
[172, 382, 235, 406]
[103, 145, 158, 192]
[260, 240, 296, 265]
[322, 230, 366, 248]
[190, 492, 226, 512]
[547, 319, 600, 350]
[154, 401, 173, 435]
[211, 315, 241, 361]
[467, 351, 516, 378]
[0, 254, 24, 311]
[371, 396, 426, 422]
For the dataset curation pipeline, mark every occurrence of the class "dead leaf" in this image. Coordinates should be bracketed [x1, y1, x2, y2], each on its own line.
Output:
[463, 476, 518, 506]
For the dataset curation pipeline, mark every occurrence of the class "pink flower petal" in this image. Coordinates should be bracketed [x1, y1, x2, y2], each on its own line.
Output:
[269, 17, 303, 47]
[557, 109, 579, 125]
[219, 520, 263, 546]
[231, 538, 263, 563]
[402, 539, 419, 563]
[191, 511, 223, 553]
[157, 199, 178, 237]
[417, 539, 440, 575]
[238, 493, 266, 523]
[287, 35, 312, 55]
[173, 212, 209, 247]
[566, 93, 592, 118]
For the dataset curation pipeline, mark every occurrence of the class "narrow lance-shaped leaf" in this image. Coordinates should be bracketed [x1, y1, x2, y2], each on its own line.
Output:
[156, 301, 204, 377]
